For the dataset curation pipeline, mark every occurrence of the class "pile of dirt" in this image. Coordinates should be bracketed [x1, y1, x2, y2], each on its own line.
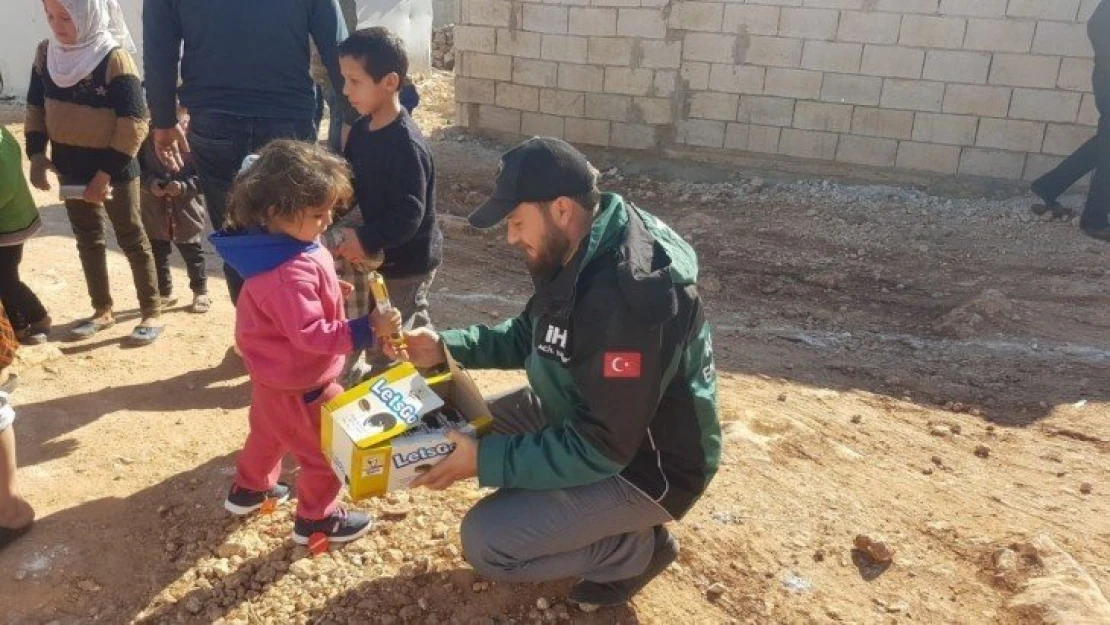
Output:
[933, 289, 1021, 339]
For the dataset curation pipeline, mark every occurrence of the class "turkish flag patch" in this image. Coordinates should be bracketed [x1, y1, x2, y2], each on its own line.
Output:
[604, 352, 642, 378]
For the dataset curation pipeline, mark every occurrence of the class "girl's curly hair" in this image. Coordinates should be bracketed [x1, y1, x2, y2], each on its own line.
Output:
[225, 140, 353, 230]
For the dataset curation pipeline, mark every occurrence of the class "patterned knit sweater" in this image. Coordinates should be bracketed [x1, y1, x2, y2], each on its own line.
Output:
[25, 41, 149, 184]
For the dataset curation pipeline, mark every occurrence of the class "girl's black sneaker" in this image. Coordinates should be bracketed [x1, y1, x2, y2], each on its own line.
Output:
[224, 482, 290, 515]
[293, 508, 372, 545]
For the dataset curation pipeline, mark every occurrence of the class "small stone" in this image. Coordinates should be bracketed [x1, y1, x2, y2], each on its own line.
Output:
[854, 534, 894, 563]
[993, 548, 1018, 572]
[15, 569, 28, 581]
[1080, 482, 1093, 495]
[850, 415, 862, 424]
[931, 455, 943, 466]
[777, 393, 787, 402]
[577, 602, 600, 613]
[706, 582, 727, 601]
[885, 600, 910, 614]
[922, 467, 934, 475]
[949, 424, 962, 435]
[289, 559, 315, 581]
[77, 579, 101, 592]
[184, 596, 203, 614]
[536, 597, 550, 611]
[929, 424, 951, 437]
[974, 444, 991, 458]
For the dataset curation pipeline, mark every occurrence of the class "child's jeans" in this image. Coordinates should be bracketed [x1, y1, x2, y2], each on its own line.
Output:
[151, 239, 208, 297]
[234, 382, 342, 521]
[64, 178, 161, 318]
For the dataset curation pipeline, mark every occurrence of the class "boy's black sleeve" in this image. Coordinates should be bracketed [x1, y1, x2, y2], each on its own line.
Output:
[354, 141, 429, 256]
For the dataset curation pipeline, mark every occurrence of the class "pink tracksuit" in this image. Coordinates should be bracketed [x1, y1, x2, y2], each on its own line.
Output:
[233, 246, 372, 520]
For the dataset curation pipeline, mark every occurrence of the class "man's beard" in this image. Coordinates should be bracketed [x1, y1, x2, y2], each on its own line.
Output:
[525, 222, 573, 282]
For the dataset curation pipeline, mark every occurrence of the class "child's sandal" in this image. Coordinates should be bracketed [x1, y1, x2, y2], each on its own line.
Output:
[126, 325, 163, 346]
[191, 294, 211, 314]
[70, 316, 115, 340]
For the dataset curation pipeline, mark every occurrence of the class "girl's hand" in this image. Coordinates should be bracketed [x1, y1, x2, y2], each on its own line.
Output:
[166, 181, 185, 197]
[83, 172, 112, 204]
[29, 155, 56, 191]
[150, 179, 167, 197]
[370, 307, 409, 361]
[338, 280, 354, 300]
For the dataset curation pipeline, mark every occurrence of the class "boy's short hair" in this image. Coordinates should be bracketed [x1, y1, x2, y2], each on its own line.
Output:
[339, 27, 409, 87]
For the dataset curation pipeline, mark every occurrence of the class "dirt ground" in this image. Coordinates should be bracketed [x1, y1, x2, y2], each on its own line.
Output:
[0, 71, 1108, 625]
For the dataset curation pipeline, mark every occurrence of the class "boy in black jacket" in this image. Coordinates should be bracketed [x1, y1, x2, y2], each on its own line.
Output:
[332, 27, 442, 376]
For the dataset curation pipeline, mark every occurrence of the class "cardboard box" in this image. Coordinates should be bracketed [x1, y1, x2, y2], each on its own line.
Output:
[321, 357, 493, 500]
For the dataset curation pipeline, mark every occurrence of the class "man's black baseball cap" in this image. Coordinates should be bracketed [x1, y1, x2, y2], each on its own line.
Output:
[468, 137, 595, 229]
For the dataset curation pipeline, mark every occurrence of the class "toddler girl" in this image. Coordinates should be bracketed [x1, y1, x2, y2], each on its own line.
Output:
[211, 140, 400, 544]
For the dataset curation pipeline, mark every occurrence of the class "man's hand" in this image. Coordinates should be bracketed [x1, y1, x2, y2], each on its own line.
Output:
[166, 181, 185, 197]
[154, 124, 190, 172]
[387, 327, 446, 368]
[83, 171, 112, 204]
[150, 179, 167, 198]
[410, 430, 479, 490]
[29, 155, 56, 191]
[335, 227, 368, 263]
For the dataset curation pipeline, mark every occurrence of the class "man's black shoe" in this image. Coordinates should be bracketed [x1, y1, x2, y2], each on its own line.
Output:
[568, 525, 679, 607]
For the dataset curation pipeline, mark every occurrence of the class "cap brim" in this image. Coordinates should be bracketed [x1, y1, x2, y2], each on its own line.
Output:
[468, 197, 517, 229]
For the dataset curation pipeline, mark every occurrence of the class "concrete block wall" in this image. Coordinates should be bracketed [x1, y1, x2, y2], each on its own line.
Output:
[452, 0, 1101, 180]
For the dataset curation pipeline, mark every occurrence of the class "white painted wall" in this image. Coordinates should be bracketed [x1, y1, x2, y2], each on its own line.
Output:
[0, 0, 145, 98]
[0, 0, 434, 98]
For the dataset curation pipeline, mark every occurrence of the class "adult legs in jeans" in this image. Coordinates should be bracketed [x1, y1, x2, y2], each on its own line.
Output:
[459, 387, 673, 586]
[188, 112, 318, 303]
[1032, 137, 1098, 204]
[1080, 102, 1110, 232]
[0, 245, 48, 333]
[65, 179, 160, 322]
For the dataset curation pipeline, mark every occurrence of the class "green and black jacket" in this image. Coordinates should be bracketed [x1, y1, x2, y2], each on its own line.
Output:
[442, 194, 720, 519]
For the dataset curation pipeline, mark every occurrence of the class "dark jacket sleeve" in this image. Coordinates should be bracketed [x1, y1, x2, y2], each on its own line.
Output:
[310, 0, 359, 125]
[353, 139, 429, 255]
[142, 0, 183, 129]
[476, 301, 685, 490]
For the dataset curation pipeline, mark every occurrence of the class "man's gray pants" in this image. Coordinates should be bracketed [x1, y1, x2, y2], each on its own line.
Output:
[460, 388, 673, 584]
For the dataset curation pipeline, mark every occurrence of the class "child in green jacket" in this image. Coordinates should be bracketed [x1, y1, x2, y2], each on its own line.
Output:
[0, 74, 50, 344]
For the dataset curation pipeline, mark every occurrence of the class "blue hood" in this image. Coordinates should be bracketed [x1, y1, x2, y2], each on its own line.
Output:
[209, 230, 319, 280]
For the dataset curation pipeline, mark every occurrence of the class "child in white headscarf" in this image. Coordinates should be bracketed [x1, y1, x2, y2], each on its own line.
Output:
[25, 0, 164, 346]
